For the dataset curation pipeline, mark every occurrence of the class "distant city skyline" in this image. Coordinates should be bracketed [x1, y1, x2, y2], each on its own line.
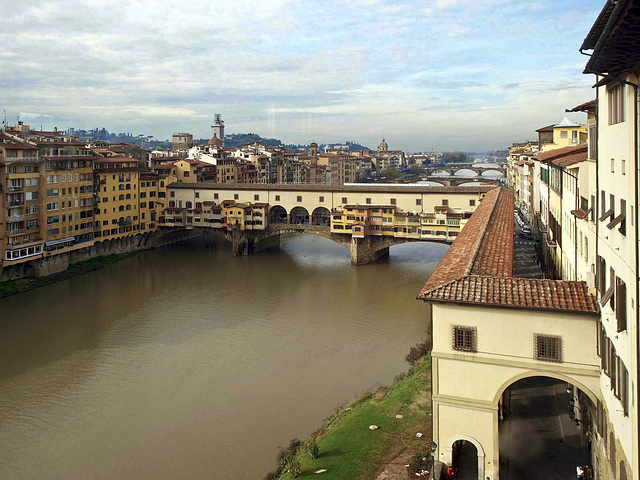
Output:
[1, 0, 603, 152]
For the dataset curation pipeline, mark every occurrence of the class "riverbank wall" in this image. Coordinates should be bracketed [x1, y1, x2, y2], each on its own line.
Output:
[0, 229, 203, 282]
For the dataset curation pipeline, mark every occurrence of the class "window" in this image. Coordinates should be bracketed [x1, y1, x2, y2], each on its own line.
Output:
[366, 198, 372, 204]
[195, 192, 200, 198]
[170, 191, 175, 197]
[621, 159, 626, 175]
[390, 198, 396, 205]
[560, 131, 568, 139]
[214, 193, 219, 200]
[342, 197, 347, 204]
[611, 158, 615, 173]
[319, 196, 324, 202]
[254, 195, 260, 201]
[442, 199, 449, 206]
[276, 195, 281, 201]
[534, 334, 562, 362]
[297, 196, 302, 202]
[452, 326, 476, 352]
[234, 194, 239, 200]
[416, 199, 421, 206]
[608, 83, 625, 125]
[470, 199, 476, 206]
[616, 277, 627, 332]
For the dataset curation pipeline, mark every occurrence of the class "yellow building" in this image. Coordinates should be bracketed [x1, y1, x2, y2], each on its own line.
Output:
[0, 132, 44, 267]
[94, 156, 141, 240]
[537, 117, 588, 153]
[43, 155, 95, 255]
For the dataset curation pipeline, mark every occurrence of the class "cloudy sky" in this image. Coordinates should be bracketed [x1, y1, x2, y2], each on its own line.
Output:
[1, 0, 604, 152]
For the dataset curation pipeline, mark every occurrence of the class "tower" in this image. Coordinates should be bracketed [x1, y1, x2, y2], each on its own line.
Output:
[310, 142, 318, 157]
[211, 114, 225, 146]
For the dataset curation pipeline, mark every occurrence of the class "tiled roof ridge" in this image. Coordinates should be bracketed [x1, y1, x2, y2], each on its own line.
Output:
[464, 188, 502, 276]
[418, 274, 599, 314]
[535, 144, 587, 161]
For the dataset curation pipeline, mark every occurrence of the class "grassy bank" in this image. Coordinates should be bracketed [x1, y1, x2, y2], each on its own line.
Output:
[272, 355, 432, 480]
[0, 251, 141, 298]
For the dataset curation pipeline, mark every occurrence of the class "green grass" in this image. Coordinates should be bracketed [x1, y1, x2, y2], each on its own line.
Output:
[0, 251, 141, 298]
[275, 356, 432, 480]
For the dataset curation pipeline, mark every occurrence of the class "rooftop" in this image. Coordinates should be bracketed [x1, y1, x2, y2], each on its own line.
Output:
[417, 187, 599, 314]
[535, 144, 588, 167]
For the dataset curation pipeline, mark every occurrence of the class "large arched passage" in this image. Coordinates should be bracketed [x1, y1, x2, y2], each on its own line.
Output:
[311, 207, 331, 226]
[453, 168, 478, 177]
[498, 376, 593, 480]
[290, 206, 310, 225]
[269, 205, 288, 224]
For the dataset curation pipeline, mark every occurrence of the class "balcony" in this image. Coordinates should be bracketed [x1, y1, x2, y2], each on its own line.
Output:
[7, 229, 26, 236]
[5, 156, 41, 164]
[7, 236, 41, 247]
[9, 185, 24, 192]
[7, 214, 24, 222]
[8, 200, 24, 207]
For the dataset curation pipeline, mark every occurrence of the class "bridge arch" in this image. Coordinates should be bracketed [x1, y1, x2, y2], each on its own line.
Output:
[453, 168, 478, 177]
[311, 207, 331, 226]
[481, 169, 504, 177]
[269, 205, 288, 224]
[290, 206, 310, 225]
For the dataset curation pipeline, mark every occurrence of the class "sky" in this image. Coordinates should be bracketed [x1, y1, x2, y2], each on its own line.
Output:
[0, 0, 606, 152]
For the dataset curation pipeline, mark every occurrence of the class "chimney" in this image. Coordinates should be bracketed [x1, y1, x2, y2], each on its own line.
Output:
[54, 127, 57, 133]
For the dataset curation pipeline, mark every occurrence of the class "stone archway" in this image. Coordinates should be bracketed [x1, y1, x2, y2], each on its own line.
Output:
[269, 205, 288, 224]
[311, 207, 331, 226]
[445, 434, 485, 480]
[290, 206, 310, 225]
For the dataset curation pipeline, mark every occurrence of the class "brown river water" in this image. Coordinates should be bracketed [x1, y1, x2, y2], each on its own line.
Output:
[0, 233, 446, 479]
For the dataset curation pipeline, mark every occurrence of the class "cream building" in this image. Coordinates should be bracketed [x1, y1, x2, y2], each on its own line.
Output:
[581, 1, 639, 477]
[418, 187, 600, 480]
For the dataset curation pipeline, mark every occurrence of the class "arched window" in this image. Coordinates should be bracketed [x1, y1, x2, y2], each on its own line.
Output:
[118, 174, 124, 182]
[186, 201, 193, 209]
[119, 194, 124, 200]
[161, 181, 165, 187]
[119, 184, 124, 191]
[126, 204, 131, 211]
[126, 194, 131, 200]
[119, 205, 125, 211]
[126, 184, 131, 190]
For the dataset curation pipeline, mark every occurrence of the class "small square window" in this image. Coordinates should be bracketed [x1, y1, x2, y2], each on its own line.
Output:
[366, 198, 372, 204]
[416, 199, 421, 206]
[319, 196, 324, 202]
[442, 199, 449, 206]
[254, 195, 260, 201]
[342, 197, 348, 204]
[214, 193, 219, 199]
[452, 326, 476, 352]
[297, 196, 302, 202]
[534, 334, 562, 362]
[195, 192, 200, 198]
[470, 199, 476, 206]
[170, 191, 175, 197]
[275, 195, 281, 201]
[234, 194, 239, 200]
[390, 198, 396, 205]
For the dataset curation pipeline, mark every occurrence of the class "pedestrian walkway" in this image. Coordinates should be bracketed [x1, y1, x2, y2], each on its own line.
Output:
[512, 214, 543, 279]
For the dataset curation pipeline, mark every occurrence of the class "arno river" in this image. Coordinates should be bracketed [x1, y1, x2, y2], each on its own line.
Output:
[0, 234, 447, 479]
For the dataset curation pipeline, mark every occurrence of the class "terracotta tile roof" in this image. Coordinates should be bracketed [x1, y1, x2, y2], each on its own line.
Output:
[568, 99, 596, 112]
[417, 186, 599, 314]
[536, 144, 588, 167]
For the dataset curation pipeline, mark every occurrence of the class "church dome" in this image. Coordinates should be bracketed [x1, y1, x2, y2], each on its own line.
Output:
[207, 136, 223, 146]
[378, 138, 388, 151]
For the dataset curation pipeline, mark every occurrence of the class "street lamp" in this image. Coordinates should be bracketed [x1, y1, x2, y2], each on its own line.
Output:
[430, 441, 437, 477]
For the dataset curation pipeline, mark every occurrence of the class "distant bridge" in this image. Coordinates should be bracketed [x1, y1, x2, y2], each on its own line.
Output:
[422, 164, 506, 177]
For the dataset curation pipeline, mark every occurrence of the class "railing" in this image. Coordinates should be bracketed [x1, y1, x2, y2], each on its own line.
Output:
[8, 200, 24, 206]
[9, 185, 24, 192]
[7, 236, 41, 246]
[5, 156, 41, 163]
[7, 215, 24, 222]
[7, 229, 26, 236]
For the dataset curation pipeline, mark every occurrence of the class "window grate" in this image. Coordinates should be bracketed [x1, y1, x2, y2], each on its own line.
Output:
[452, 326, 477, 352]
[534, 334, 562, 362]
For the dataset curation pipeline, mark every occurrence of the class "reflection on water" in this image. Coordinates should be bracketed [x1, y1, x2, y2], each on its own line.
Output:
[0, 234, 447, 480]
